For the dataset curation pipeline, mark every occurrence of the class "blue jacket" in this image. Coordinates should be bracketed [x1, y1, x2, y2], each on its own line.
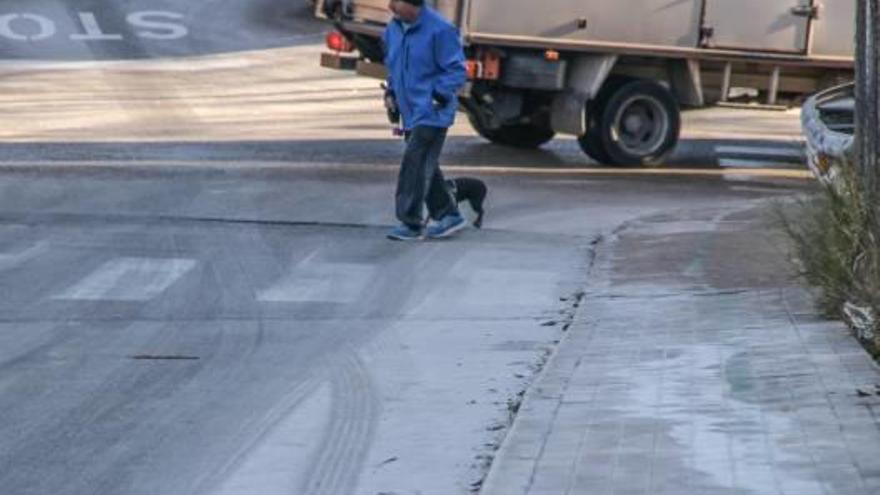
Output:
[383, 7, 467, 130]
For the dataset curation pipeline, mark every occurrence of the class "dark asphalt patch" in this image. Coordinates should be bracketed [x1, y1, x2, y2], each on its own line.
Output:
[129, 354, 200, 360]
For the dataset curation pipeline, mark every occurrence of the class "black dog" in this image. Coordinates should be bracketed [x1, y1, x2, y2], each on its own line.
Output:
[447, 177, 487, 228]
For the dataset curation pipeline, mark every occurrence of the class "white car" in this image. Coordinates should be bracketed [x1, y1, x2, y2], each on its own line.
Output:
[801, 82, 855, 187]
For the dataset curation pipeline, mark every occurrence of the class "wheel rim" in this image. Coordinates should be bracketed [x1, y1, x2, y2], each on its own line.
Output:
[610, 94, 670, 157]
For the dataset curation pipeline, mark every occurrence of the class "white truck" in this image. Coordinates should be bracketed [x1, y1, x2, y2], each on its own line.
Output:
[317, 0, 854, 165]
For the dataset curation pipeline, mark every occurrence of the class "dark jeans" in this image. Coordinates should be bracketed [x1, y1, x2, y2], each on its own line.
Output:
[396, 125, 457, 229]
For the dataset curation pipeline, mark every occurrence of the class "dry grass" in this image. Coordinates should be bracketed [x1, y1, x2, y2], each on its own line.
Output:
[778, 163, 880, 340]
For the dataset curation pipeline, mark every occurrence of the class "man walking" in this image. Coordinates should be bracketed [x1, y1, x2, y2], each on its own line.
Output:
[383, 0, 468, 241]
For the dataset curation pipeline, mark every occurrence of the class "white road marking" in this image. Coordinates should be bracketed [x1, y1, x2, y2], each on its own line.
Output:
[54, 257, 196, 301]
[127, 11, 188, 40]
[729, 185, 793, 194]
[719, 158, 801, 169]
[0, 10, 188, 43]
[0, 14, 55, 41]
[212, 382, 331, 495]
[258, 253, 374, 304]
[70, 12, 123, 41]
[413, 266, 559, 315]
[464, 269, 559, 307]
[0, 241, 48, 271]
[715, 145, 804, 159]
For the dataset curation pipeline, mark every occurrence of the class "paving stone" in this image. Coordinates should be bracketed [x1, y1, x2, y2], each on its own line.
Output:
[480, 205, 880, 495]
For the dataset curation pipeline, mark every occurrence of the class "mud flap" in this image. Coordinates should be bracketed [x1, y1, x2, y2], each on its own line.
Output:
[669, 59, 705, 107]
[550, 55, 617, 136]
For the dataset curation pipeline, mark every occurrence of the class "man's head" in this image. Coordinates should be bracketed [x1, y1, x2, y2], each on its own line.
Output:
[388, 0, 423, 23]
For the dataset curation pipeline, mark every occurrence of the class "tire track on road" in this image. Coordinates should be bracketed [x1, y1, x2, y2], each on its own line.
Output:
[302, 349, 379, 495]
[193, 369, 324, 495]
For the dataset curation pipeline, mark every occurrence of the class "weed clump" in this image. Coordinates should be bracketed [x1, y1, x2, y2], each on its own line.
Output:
[779, 161, 880, 343]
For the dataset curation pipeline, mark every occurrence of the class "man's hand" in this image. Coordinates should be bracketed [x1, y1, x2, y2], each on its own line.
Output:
[382, 84, 400, 124]
[432, 91, 450, 110]
[383, 89, 396, 111]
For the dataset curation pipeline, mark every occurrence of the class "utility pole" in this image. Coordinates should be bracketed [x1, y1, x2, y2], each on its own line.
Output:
[856, 0, 880, 202]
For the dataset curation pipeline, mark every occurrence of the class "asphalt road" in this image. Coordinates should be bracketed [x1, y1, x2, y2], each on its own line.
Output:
[0, 4, 820, 495]
[0, 162, 809, 495]
[0, 0, 324, 60]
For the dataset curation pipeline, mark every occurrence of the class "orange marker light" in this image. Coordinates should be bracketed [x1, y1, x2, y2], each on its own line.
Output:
[545, 50, 560, 61]
[466, 60, 481, 79]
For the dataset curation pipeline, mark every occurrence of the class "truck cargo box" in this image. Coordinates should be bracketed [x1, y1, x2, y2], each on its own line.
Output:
[464, 0, 852, 63]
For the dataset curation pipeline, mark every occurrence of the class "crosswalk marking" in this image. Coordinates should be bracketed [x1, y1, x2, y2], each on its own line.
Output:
[715, 144, 805, 170]
[414, 267, 559, 314]
[729, 185, 793, 194]
[0, 241, 48, 271]
[257, 253, 374, 304]
[715, 145, 803, 159]
[719, 158, 786, 168]
[465, 269, 559, 307]
[54, 257, 196, 301]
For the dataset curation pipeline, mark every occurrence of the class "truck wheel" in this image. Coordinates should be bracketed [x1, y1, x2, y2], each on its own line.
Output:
[576, 130, 610, 163]
[350, 34, 383, 62]
[467, 113, 555, 149]
[594, 79, 680, 166]
[577, 97, 612, 163]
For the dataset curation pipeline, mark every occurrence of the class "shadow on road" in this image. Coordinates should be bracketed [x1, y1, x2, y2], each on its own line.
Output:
[0, 137, 805, 171]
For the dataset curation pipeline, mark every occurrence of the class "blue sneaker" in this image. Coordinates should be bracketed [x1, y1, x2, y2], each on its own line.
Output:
[387, 224, 423, 241]
[426, 213, 467, 239]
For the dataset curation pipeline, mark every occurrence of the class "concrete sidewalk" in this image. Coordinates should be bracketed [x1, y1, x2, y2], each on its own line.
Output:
[481, 202, 880, 495]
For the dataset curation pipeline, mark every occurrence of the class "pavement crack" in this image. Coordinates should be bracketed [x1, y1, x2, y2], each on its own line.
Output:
[591, 288, 755, 300]
[0, 210, 381, 230]
[129, 354, 200, 361]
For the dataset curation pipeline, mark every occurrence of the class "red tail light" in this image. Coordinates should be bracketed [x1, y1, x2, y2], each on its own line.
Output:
[466, 51, 501, 81]
[326, 31, 355, 53]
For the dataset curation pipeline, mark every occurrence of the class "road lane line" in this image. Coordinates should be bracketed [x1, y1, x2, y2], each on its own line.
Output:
[54, 257, 196, 301]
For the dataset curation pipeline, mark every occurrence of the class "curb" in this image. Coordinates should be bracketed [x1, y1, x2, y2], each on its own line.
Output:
[479, 236, 603, 495]
[0, 160, 816, 180]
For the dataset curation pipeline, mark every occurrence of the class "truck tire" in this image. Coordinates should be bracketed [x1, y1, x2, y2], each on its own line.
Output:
[577, 96, 612, 164]
[350, 34, 383, 63]
[589, 79, 681, 166]
[576, 130, 610, 163]
[467, 113, 555, 149]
